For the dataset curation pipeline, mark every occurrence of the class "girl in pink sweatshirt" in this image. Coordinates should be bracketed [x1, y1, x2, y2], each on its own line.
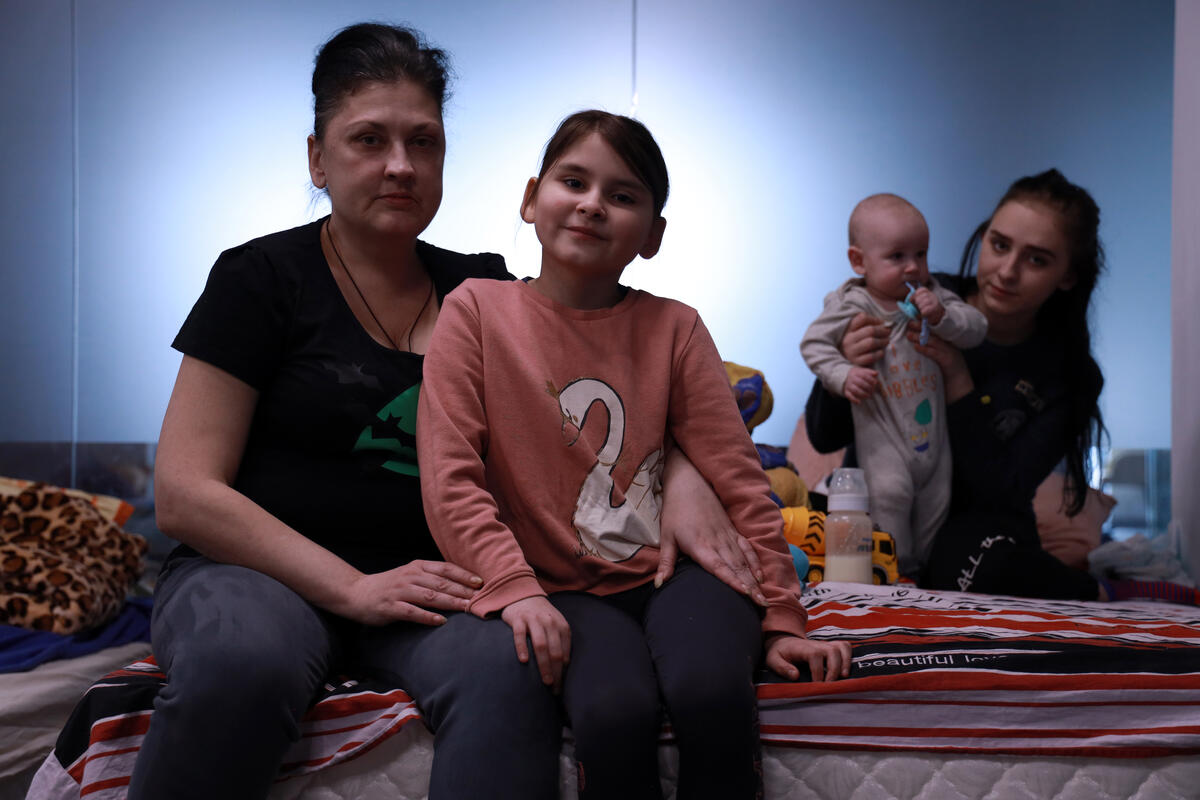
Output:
[418, 110, 849, 799]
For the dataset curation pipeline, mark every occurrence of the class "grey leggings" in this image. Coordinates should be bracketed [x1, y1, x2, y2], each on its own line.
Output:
[128, 555, 563, 800]
[550, 561, 764, 800]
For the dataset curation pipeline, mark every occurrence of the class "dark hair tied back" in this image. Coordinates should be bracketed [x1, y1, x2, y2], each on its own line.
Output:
[312, 22, 452, 140]
[536, 110, 670, 217]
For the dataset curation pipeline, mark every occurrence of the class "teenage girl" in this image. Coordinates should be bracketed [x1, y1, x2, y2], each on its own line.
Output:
[808, 169, 1200, 606]
[417, 110, 851, 799]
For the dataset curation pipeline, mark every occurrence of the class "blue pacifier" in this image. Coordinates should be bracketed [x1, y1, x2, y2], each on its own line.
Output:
[900, 282, 930, 346]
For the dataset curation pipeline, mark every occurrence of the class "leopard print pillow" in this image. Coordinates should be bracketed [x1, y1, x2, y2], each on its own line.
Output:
[0, 482, 147, 634]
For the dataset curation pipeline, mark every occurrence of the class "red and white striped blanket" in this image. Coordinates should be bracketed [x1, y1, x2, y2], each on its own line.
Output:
[28, 584, 1200, 798]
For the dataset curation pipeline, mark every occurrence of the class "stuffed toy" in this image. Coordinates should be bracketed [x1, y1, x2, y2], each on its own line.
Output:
[724, 362, 900, 585]
[724, 362, 809, 510]
[782, 505, 900, 586]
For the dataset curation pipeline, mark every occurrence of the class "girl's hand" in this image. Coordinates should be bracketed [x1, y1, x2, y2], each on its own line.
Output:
[908, 324, 973, 403]
[336, 560, 482, 626]
[765, 635, 852, 682]
[659, 451, 766, 605]
[501, 596, 572, 691]
[911, 288, 946, 325]
[842, 366, 878, 404]
[840, 313, 888, 367]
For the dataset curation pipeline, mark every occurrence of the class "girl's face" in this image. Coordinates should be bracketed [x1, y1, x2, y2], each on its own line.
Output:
[973, 199, 1076, 339]
[307, 79, 445, 243]
[521, 132, 664, 282]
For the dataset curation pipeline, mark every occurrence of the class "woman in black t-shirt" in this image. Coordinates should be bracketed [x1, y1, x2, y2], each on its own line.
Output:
[131, 23, 763, 800]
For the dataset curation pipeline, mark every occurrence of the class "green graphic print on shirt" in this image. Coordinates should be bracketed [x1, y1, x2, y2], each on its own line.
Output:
[353, 383, 421, 476]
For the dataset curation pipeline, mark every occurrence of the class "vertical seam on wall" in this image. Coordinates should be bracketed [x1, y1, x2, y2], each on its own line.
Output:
[630, 0, 638, 115]
[70, 0, 79, 486]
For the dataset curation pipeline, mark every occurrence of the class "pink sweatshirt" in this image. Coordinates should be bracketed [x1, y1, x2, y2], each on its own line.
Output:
[418, 279, 807, 638]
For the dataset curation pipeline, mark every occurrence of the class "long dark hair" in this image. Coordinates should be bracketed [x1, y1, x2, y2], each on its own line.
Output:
[959, 169, 1107, 515]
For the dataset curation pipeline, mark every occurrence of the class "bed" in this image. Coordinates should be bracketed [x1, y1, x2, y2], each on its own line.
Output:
[24, 582, 1200, 800]
[0, 641, 151, 800]
[0, 477, 154, 800]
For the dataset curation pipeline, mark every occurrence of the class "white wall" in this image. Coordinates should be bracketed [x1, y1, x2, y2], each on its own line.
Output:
[1172, 0, 1199, 581]
[0, 0, 1175, 457]
[0, 0, 74, 440]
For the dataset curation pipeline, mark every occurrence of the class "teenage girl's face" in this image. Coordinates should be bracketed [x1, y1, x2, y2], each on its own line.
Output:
[521, 132, 664, 282]
[849, 207, 930, 306]
[973, 199, 1076, 334]
[307, 79, 445, 244]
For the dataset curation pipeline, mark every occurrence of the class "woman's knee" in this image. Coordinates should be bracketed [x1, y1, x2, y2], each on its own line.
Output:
[169, 635, 324, 712]
[152, 559, 334, 719]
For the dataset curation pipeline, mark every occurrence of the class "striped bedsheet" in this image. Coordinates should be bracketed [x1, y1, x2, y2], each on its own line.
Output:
[770, 583, 1200, 757]
[27, 583, 1200, 798]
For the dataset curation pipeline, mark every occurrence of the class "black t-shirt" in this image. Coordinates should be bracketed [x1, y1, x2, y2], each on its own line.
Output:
[171, 218, 512, 573]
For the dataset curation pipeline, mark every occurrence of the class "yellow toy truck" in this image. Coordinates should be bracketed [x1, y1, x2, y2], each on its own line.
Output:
[780, 506, 900, 585]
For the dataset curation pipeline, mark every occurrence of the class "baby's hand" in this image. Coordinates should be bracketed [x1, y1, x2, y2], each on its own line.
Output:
[842, 366, 878, 404]
[912, 288, 945, 325]
[501, 596, 571, 691]
[766, 634, 852, 682]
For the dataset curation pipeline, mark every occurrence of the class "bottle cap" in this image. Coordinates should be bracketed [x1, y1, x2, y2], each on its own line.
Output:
[827, 467, 870, 512]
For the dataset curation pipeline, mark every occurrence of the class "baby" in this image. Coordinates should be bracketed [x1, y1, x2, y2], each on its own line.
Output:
[801, 193, 987, 577]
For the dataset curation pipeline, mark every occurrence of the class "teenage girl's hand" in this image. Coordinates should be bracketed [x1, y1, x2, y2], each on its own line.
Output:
[908, 325, 974, 404]
[839, 313, 888, 367]
[501, 596, 572, 691]
[335, 560, 482, 627]
[911, 287, 946, 325]
[765, 635, 852, 682]
[842, 366, 878, 404]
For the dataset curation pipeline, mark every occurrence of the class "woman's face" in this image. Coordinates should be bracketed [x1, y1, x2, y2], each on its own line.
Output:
[307, 79, 445, 243]
[973, 199, 1076, 339]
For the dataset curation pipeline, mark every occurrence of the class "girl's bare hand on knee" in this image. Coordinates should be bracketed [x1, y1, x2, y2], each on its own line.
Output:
[765, 635, 853, 682]
[337, 561, 482, 626]
[502, 596, 571, 692]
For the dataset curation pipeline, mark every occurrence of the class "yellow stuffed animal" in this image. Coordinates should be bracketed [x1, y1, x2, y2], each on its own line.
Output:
[724, 362, 809, 510]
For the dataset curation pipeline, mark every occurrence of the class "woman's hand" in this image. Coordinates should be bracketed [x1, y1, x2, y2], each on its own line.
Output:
[840, 313, 888, 367]
[501, 596, 571, 691]
[336, 560, 483, 627]
[765, 635, 852, 682]
[908, 323, 974, 403]
[660, 450, 765, 605]
[658, 520, 767, 605]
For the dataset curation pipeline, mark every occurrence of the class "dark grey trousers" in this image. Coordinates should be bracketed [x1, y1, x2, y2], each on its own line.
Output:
[550, 561, 764, 800]
[128, 555, 563, 800]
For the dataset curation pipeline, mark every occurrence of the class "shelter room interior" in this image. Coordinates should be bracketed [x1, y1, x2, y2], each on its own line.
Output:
[1, 1, 1198, 798]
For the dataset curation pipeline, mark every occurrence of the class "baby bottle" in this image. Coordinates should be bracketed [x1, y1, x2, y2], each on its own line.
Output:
[824, 468, 874, 584]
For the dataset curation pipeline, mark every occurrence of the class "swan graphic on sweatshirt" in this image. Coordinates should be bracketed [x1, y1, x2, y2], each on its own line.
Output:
[555, 377, 663, 561]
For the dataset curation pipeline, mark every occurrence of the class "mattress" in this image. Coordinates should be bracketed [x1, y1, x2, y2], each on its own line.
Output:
[0, 641, 152, 781]
[265, 737, 1200, 800]
[27, 583, 1200, 799]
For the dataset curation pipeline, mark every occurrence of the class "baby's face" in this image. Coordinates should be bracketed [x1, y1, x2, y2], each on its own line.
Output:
[852, 207, 930, 303]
